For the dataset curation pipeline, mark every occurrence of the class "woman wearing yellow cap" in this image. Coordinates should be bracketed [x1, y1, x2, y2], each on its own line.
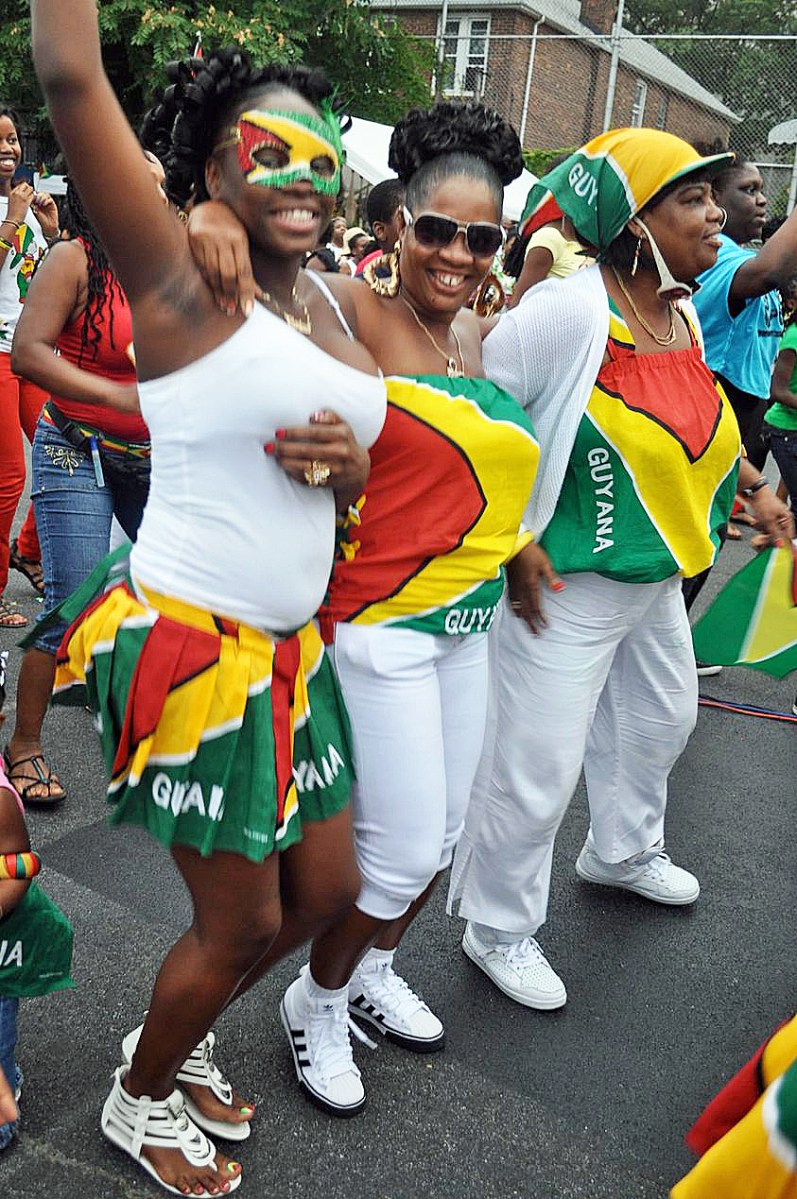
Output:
[449, 127, 794, 1010]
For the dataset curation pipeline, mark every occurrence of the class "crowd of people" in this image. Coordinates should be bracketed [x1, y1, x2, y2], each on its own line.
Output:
[0, 0, 795, 1194]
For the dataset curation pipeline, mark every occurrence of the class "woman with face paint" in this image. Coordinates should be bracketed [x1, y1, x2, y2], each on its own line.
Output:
[447, 129, 793, 1013]
[187, 100, 540, 1116]
[30, 3, 386, 1194]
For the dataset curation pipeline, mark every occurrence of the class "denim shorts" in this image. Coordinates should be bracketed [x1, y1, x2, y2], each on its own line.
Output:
[0, 995, 20, 1150]
[30, 419, 150, 655]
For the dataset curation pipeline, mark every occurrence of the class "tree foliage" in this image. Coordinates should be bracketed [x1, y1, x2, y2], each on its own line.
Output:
[0, 1, 434, 155]
[624, 0, 797, 161]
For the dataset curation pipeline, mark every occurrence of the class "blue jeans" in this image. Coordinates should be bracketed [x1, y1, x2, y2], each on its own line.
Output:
[0, 995, 20, 1150]
[30, 419, 150, 654]
[768, 427, 797, 521]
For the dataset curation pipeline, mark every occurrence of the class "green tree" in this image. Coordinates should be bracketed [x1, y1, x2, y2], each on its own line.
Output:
[624, 0, 797, 164]
[0, 0, 434, 154]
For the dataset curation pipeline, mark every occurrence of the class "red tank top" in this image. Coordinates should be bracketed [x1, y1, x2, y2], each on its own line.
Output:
[51, 238, 148, 442]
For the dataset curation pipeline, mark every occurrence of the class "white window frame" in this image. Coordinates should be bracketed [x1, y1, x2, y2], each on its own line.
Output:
[630, 78, 648, 126]
[437, 13, 491, 98]
[655, 94, 669, 130]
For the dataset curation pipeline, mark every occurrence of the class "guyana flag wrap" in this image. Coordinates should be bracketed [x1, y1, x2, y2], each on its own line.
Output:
[519, 128, 733, 251]
[45, 546, 355, 860]
[691, 543, 797, 678]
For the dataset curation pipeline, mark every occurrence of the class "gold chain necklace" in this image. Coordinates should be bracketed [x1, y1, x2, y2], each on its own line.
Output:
[400, 295, 465, 378]
[611, 268, 676, 347]
[261, 285, 312, 336]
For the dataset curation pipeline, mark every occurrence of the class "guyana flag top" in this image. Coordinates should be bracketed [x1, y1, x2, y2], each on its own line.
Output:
[540, 302, 740, 582]
[673, 1015, 797, 1198]
[319, 374, 539, 639]
[49, 547, 355, 861]
[692, 542, 797, 678]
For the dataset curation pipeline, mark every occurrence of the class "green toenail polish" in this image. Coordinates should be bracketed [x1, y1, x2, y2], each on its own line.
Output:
[239, 1106, 254, 1115]
[228, 1162, 241, 1172]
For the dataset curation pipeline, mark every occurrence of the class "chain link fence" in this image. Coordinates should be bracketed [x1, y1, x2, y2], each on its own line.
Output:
[406, 29, 797, 214]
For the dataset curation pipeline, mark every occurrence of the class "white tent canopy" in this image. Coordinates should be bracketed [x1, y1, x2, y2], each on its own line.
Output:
[342, 117, 537, 224]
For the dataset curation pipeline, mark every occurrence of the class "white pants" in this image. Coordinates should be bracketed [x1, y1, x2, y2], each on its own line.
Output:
[449, 573, 698, 937]
[333, 623, 489, 921]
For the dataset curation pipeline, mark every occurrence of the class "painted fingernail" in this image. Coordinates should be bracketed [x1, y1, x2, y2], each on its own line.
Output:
[311, 410, 326, 421]
[239, 1105, 255, 1115]
[228, 1162, 241, 1172]
[243, 299, 254, 316]
[264, 443, 274, 455]
[551, 580, 566, 592]
[275, 428, 286, 440]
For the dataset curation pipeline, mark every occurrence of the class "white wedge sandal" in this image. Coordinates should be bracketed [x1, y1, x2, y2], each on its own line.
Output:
[122, 1024, 252, 1142]
[101, 1065, 241, 1196]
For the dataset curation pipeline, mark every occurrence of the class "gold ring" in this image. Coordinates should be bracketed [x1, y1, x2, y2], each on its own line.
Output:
[304, 460, 332, 487]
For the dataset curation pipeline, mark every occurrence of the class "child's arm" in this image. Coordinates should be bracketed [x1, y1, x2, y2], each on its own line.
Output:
[0, 788, 33, 920]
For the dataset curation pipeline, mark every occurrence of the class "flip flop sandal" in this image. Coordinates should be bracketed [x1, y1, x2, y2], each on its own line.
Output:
[0, 598, 27, 629]
[9, 540, 44, 596]
[101, 1065, 241, 1196]
[122, 1026, 252, 1142]
[3, 750, 67, 806]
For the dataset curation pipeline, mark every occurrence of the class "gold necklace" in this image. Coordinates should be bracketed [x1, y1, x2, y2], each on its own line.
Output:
[611, 268, 676, 347]
[261, 285, 312, 336]
[400, 295, 465, 378]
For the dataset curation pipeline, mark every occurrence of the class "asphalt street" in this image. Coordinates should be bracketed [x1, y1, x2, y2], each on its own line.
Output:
[0, 501, 795, 1199]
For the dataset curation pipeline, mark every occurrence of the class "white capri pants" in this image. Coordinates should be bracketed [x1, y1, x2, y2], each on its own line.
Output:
[449, 572, 698, 938]
[333, 622, 489, 921]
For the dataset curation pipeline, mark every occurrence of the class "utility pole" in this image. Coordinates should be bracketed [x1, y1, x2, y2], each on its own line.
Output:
[602, 0, 625, 132]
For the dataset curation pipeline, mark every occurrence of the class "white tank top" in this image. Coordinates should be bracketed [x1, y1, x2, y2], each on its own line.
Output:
[130, 304, 386, 632]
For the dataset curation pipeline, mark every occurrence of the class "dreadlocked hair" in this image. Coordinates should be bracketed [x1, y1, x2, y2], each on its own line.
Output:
[140, 49, 339, 209]
[62, 179, 125, 366]
[389, 101, 523, 214]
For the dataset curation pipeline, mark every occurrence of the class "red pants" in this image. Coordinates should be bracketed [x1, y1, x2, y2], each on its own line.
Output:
[0, 352, 45, 592]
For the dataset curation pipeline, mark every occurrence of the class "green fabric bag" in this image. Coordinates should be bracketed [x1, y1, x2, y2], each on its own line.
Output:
[0, 883, 75, 998]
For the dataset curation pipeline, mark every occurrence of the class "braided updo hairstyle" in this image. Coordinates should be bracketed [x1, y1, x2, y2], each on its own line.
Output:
[388, 100, 523, 215]
[140, 48, 339, 208]
[62, 179, 125, 366]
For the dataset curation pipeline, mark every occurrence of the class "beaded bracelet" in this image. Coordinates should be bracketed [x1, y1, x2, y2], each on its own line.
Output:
[0, 851, 42, 880]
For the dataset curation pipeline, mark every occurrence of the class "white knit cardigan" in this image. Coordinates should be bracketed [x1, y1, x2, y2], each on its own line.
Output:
[483, 263, 609, 538]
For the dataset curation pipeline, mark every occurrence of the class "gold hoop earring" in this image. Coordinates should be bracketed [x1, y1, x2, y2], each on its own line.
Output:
[472, 271, 505, 318]
[631, 236, 642, 277]
[364, 239, 400, 298]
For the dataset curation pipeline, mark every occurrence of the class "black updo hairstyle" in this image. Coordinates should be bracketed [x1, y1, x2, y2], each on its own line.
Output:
[389, 100, 523, 218]
[140, 48, 340, 209]
[62, 179, 126, 366]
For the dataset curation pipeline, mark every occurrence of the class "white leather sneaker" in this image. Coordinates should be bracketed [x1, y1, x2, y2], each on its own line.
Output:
[462, 922, 567, 1010]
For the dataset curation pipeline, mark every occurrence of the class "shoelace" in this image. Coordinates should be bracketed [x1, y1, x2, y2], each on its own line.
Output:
[307, 1002, 360, 1082]
[501, 937, 549, 970]
[361, 966, 426, 1022]
[636, 850, 672, 882]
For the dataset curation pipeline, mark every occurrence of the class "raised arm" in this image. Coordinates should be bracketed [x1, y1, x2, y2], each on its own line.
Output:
[30, 0, 191, 313]
[728, 209, 797, 310]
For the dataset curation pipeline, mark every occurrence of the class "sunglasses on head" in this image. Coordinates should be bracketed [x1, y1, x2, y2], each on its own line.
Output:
[403, 206, 504, 257]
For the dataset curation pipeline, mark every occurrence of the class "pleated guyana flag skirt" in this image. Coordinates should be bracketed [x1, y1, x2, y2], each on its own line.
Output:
[53, 556, 354, 861]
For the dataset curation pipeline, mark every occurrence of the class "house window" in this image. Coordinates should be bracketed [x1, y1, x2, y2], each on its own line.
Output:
[438, 14, 490, 97]
[656, 95, 669, 130]
[630, 79, 648, 126]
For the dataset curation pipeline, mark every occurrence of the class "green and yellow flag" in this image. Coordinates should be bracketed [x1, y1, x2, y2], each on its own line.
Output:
[692, 543, 797, 678]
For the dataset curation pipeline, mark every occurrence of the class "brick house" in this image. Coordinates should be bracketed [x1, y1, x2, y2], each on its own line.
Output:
[371, 0, 737, 151]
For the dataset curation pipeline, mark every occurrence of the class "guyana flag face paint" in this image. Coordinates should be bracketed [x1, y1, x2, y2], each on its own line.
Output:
[691, 542, 797, 678]
[217, 107, 343, 196]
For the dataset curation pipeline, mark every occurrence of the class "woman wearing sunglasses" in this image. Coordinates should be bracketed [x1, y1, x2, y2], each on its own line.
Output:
[188, 100, 540, 1116]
